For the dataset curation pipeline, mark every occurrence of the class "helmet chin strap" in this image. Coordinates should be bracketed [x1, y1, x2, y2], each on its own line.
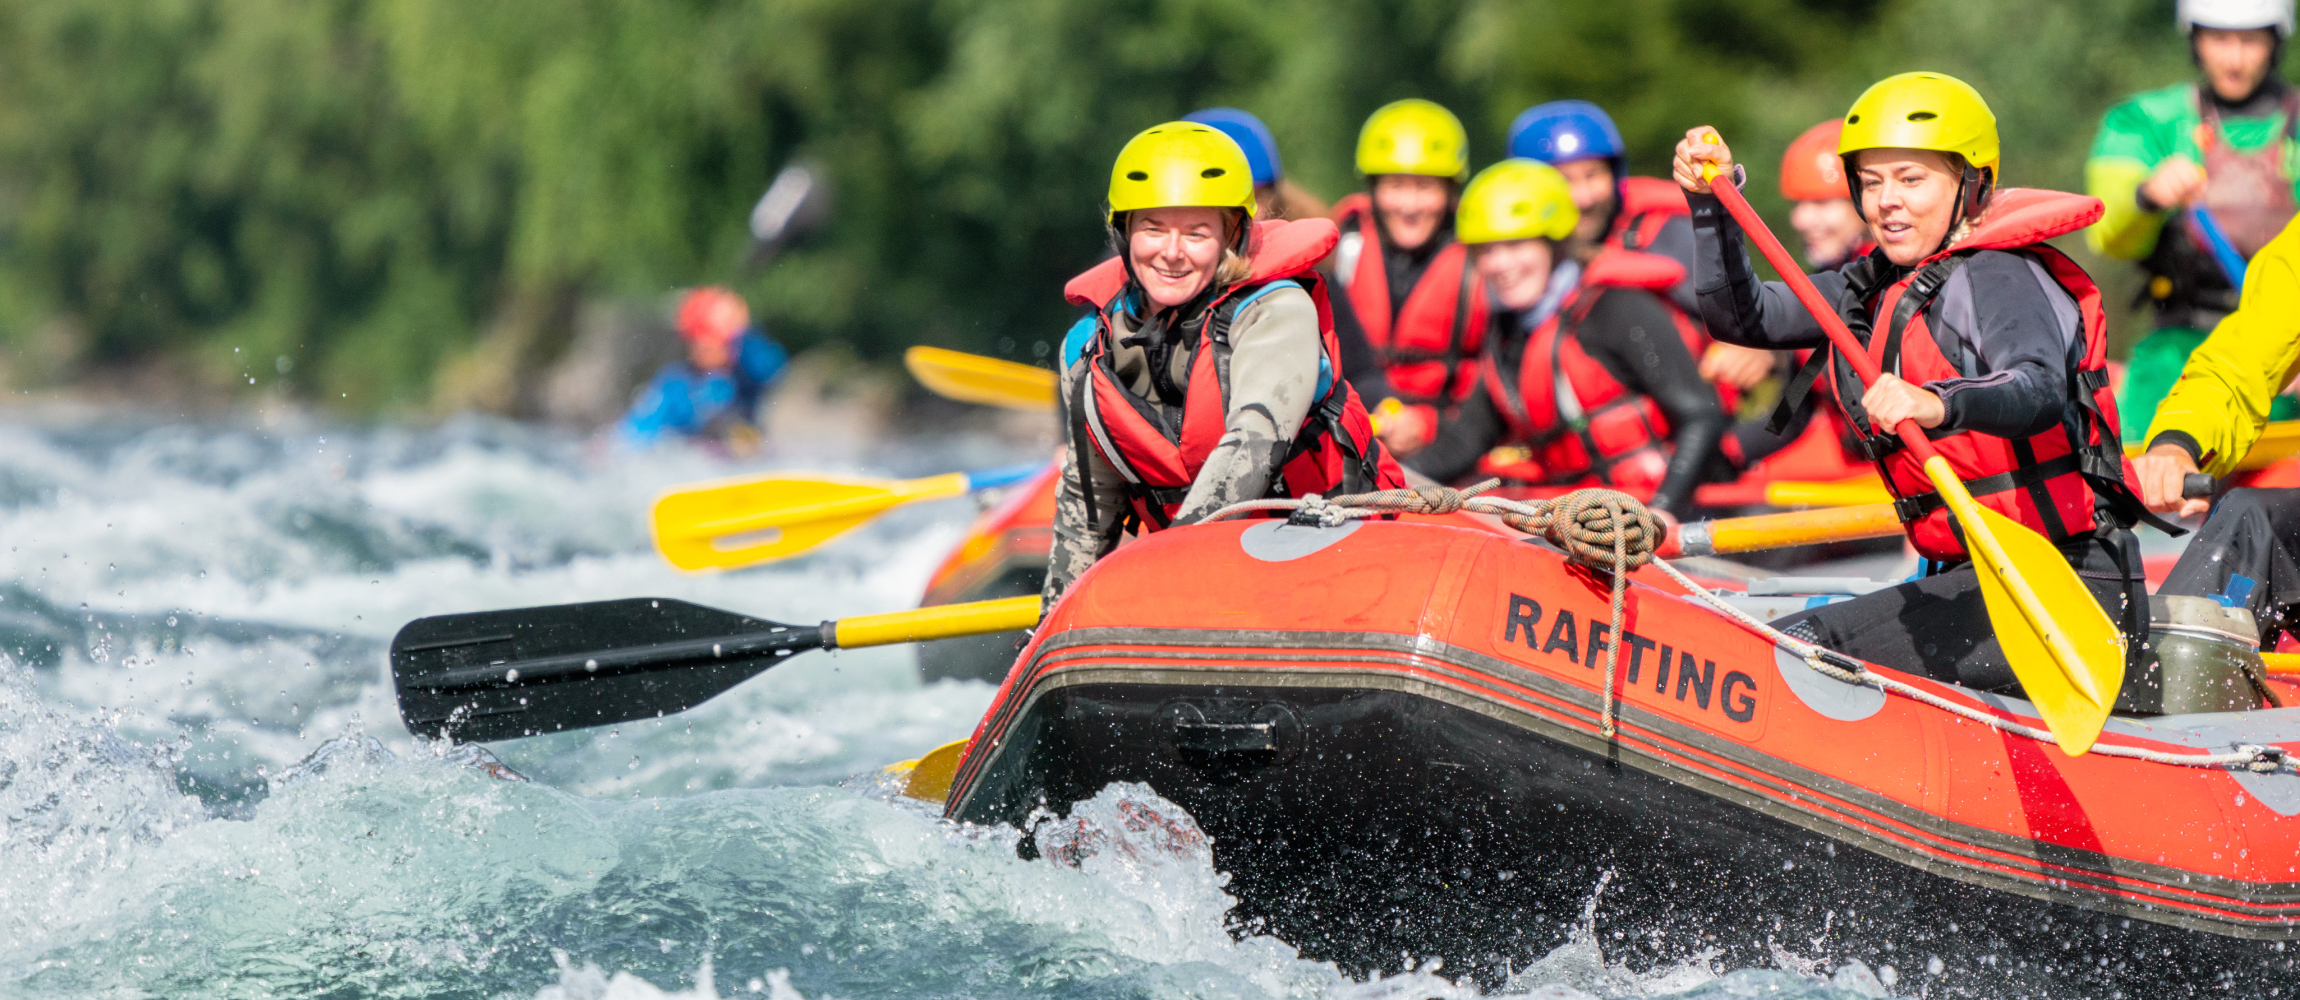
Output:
[1932, 164, 1993, 257]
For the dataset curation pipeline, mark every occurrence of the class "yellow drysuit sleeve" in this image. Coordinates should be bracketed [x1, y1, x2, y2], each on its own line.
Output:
[2144, 217, 2300, 475]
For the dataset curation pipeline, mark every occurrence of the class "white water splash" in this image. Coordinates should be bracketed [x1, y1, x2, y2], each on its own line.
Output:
[0, 415, 1921, 1000]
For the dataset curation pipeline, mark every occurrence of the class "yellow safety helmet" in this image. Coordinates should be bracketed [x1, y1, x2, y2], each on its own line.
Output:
[1355, 99, 1469, 179]
[1838, 71, 1999, 181]
[1456, 159, 1578, 245]
[1107, 121, 1258, 225]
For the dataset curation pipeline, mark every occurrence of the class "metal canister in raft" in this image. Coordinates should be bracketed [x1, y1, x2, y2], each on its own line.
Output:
[2120, 595, 2273, 715]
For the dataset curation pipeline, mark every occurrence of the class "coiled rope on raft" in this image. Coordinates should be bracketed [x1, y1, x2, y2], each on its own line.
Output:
[1205, 481, 2294, 774]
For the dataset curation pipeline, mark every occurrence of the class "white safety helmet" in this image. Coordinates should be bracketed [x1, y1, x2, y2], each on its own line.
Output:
[2180, 0, 2295, 36]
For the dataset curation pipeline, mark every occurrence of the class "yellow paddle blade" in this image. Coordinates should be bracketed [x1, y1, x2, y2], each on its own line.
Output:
[651, 472, 969, 571]
[1922, 456, 2123, 755]
[1763, 476, 1892, 508]
[905, 346, 1057, 412]
[885, 738, 971, 802]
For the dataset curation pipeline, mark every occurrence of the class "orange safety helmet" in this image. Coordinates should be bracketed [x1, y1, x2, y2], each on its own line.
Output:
[677, 286, 751, 344]
[1779, 119, 1850, 203]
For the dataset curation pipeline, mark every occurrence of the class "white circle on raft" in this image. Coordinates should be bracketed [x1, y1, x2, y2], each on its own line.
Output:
[1239, 519, 1362, 562]
[1773, 645, 1887, 721]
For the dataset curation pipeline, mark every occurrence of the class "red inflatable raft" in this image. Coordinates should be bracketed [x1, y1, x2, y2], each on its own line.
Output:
[938, 514, 2300, 997]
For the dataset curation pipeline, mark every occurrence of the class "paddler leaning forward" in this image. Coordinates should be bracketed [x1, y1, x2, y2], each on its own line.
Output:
[1044, 121, 1406, 607]
[1672, 72, 2170, 692]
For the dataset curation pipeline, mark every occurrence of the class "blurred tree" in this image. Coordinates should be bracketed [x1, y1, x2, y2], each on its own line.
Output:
[0, 0, 2234, 415]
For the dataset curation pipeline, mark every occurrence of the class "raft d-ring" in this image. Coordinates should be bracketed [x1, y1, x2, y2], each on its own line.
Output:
[1774, 645, 1887, 721]
[1239, 518, 1362, 562]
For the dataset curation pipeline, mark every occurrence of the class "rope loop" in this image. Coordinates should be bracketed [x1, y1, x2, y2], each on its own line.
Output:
[1323, 480, 1495, 516]
[1499, 488, 1664, 573]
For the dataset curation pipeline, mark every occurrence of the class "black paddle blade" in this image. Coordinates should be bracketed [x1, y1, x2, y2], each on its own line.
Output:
[391, 597, 828, 743]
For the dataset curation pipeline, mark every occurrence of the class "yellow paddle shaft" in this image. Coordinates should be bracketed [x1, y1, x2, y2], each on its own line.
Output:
[1922, 455, 2106, 706]
[1762, 477, 1891, 508]
[2265, 652, 2300, 675]
[684, 472, 969, 537]
[1673, 503, 1902, 556]
[833, 596, 1042, 649]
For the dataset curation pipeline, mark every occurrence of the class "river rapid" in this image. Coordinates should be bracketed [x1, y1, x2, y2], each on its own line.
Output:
[0, 412, 1915, 999]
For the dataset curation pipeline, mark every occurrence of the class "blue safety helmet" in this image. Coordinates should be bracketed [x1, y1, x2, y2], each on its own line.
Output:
[1507, 100, 1628, 185]
[1183, 107, 1282, 187]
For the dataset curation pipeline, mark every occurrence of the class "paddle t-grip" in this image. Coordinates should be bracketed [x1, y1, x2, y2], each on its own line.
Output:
[2183, 473, 2218, 499]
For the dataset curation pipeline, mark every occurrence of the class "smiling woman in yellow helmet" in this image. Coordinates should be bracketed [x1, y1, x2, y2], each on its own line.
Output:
[1669, 73, 2170, 697]
[1043, 121, 1404, 607]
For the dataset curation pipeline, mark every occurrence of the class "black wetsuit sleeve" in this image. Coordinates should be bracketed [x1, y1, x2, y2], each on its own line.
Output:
[1924, 251, 2071, 440]
[1330, 289, 1399, 403]
[1578, 289, 1726, 515]
[1642, 214, 1701, 315]
[1404, 381, 1506, 484]
[1688, 190, 1852, 350]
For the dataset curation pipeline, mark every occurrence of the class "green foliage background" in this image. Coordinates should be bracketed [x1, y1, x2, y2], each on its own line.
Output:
[0, 0, 2213, 414]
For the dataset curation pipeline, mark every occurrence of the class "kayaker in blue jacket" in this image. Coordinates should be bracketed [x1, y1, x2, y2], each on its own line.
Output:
[618, 286, 788, 452]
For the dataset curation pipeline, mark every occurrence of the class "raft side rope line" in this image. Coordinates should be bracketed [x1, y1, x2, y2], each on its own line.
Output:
[1205, 482, 2295, 773]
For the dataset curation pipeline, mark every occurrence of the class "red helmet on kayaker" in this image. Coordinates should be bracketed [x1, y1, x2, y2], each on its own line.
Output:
[677, 286, 750, 345]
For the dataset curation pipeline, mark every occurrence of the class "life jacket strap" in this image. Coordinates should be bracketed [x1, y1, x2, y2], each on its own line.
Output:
[1844, 253, 1971, 458]
[2069, 366, 2188, 538]
[1435, 258, 1476, 404]
[1889, 453, 2082, 529]
[1068, 366, 1099, 532]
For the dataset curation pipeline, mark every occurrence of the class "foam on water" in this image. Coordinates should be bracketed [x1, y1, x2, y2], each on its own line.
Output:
[0, 416, 1909, 999]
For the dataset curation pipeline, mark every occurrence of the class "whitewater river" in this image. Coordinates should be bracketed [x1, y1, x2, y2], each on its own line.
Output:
[0, 413, 1911, 999]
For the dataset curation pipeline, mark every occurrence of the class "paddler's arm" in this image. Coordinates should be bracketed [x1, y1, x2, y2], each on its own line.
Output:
[1044, 360, 1138, 607]
[1403, 382, 1505, 484]
[2083, 93, 2184, 262]
[1172, 283, 1323, 524]
[2142, 221, 2300, 482]
[1684, 191, 1845, 352]
[1578, 288, 1725, 516]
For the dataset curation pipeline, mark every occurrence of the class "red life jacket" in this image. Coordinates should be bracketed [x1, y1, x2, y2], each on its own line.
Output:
[1608, 176, 1690, 257]
[1064, 218, 1405, 529]
[1786, 189, 2157, 562]
[1478, 249, 1700, 491]
[1330, 193, 1489, 406]
[1599, 177, 1747, 414]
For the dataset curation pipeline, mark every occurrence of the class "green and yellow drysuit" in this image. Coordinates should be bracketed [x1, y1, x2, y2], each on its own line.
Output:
[2086, 79, 2300, 440]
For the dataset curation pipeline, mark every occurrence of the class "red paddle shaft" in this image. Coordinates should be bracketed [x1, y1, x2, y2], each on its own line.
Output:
[1701, 162, 1941, 464]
